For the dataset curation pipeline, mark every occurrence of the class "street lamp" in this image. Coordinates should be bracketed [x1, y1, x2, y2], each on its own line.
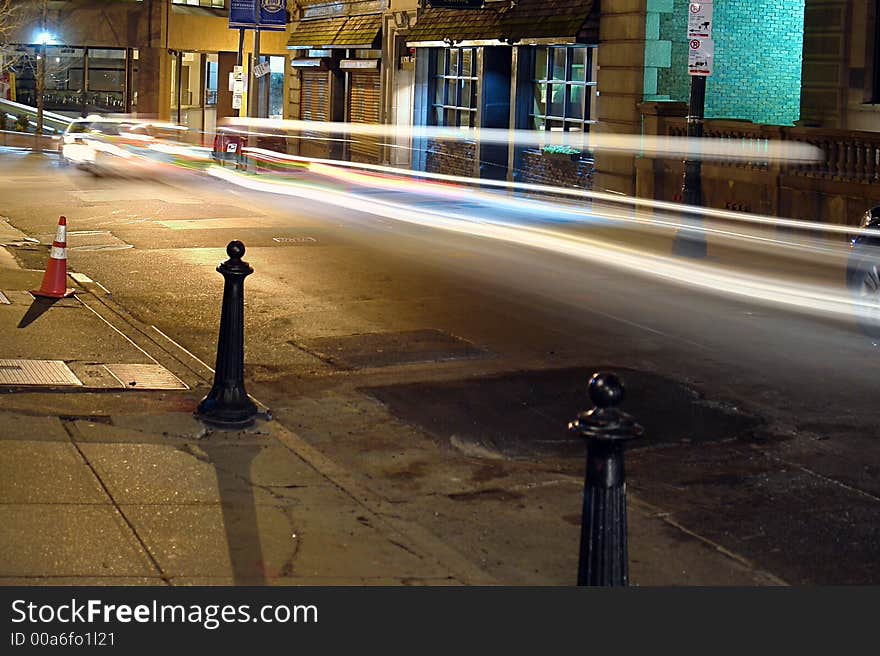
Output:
[34, 30, 58, 46]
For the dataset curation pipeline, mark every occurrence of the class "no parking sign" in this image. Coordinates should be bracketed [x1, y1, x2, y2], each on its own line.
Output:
[687, 37, 714, 76]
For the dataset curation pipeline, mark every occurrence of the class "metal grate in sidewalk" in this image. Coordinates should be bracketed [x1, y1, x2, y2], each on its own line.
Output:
[103, 364, 188, 390]
[0, 359, 83, 386]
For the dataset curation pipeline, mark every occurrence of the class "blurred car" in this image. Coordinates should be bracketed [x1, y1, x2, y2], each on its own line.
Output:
[847, 205, 880, 338]
[60, 116, 209, 176]
[58, 116, 137, 174]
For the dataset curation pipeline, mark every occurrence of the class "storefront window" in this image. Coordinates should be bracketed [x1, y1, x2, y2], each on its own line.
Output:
[87, 48, 126, 112]
[171, 0, 226, 7]
[431, 47, 478, 129]
[531, 45, 597, 133]
[12, 46, 130, 116]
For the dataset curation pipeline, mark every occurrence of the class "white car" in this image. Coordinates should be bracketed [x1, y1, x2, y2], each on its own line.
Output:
[58, 116, 137, 174]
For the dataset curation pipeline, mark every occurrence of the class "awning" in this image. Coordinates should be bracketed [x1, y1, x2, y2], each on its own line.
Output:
[405, 0, 597, 46]
[287, 14, 382, 49]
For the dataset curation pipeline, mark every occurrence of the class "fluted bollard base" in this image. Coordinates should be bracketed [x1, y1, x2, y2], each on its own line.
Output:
[569, 372, 643, 587]
[197, 240, 258, 429]
[578, 445, 630, 586]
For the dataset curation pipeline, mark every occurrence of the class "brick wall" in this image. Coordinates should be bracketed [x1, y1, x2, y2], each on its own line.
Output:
[517, 150, 594, 190]
[655, 0, 806, 126]
[426, 139, 476, 177]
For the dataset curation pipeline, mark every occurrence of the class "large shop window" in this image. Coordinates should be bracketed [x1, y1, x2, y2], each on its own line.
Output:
[172, 0, 226, 7]
[12, 46, 127, 114]
[432, 47, 478, 128]
[531, 46, 597, 132]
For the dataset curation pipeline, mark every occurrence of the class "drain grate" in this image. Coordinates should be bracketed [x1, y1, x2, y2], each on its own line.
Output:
[301, 329, 487, 369]
[0, 291, 9, 305]
[104, 364, 188, 390]
[0, 359, 82, 386]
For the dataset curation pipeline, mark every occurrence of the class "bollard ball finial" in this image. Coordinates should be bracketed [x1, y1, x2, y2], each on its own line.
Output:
[227, 240, 245, 259]
[589, 372, 625, 409]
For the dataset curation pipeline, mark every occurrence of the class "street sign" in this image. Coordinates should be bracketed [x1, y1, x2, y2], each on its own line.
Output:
[229, 0, 287, 31]
[687, 1, 713, 38]
[253, 61, 271, 78]
[687, 37, 713, 76]
[232, 65, 245, 109]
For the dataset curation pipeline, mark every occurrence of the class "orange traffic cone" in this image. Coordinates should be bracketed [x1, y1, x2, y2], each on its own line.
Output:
[32, 215, 75, 299]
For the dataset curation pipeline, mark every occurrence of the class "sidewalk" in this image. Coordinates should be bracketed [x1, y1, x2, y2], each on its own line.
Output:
[0, 214, 783, 586]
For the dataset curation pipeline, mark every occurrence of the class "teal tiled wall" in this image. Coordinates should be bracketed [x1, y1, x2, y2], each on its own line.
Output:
[646, 0, 805, 126]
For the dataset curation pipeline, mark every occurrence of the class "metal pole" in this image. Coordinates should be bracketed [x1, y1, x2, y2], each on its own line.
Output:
[237, 28, 245, 68]
[673, 70, 708, 257]
[248, 28, 260, 118]
[176, 51, 182, 125]
[35, 0, 48, 151]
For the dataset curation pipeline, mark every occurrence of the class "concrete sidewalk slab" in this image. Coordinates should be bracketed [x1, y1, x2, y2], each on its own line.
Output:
[0, 411, 68, 442]
[0, 441, 107, 503]
[0, 505, 158, 578]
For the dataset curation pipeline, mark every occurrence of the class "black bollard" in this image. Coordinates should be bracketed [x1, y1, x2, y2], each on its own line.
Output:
[197, 240, 258, 428]
[568, 372, 644, 586]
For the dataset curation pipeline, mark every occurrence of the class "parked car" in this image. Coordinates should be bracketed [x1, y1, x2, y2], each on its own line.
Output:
[847, 205, 880, 338]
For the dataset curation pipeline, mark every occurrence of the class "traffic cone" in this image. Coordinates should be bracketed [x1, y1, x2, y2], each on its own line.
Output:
[32, 216, 75, 299]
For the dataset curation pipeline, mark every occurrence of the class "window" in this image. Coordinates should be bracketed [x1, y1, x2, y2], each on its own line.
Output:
[171, 0, 226, 7]
[431, 47, 478, 128]
[531, 46, 597, 133]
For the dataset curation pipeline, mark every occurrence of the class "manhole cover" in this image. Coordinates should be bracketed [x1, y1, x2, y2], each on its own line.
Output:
[0, 359, 82, 386]
[301, 329, 487, 369]
[273, 236, 317, 244]
[363, 367, 761, 459]
[0, 291, 9, 305]
[103, 364, 188, 390]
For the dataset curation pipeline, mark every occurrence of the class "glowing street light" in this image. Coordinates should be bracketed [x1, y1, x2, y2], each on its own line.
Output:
[34, 31, 59, 46]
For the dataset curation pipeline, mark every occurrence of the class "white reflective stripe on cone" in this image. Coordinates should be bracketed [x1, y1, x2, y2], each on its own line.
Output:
[54, 224, 67, 243]
[49, 246, 67, 260]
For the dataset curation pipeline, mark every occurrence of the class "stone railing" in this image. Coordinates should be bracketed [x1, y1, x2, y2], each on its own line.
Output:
[638, 102, 880, 224]
[657, 112, 880, 184]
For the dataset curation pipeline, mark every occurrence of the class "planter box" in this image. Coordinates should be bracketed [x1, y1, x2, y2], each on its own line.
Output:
[520, 149, 594, 190]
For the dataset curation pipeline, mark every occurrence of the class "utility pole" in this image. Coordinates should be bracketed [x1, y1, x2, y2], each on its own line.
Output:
[35, 0, 47, 151]
[248, 28, 260, 118]
[673, 1, 714, 259]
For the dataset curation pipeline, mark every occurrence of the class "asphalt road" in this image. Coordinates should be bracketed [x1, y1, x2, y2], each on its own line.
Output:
[3, 151, 879, 584]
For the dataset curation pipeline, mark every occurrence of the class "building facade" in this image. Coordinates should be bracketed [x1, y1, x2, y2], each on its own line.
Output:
[3, 0, 290, 139]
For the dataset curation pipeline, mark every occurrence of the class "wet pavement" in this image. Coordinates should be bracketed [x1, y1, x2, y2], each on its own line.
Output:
[1, 152, 878, 584]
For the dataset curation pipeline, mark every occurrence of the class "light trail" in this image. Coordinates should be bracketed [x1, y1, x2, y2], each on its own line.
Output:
[225, 118, 824, 164]
[237, 145, 880, 242]
[207, 164, 873, 327]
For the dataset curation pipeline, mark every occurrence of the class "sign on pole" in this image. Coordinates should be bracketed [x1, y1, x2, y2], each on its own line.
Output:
[686, 1, 713, 76]
[687, 37, 713, 76]
[253, 61, 271, 78]
[229, 0, 287, 31]
[686, 1, 713, 38]
[232, 65, 245, 110]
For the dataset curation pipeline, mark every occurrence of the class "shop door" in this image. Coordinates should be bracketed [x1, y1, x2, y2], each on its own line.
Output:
[348, 70, 381, 162]
[300, 70, 329, 158]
